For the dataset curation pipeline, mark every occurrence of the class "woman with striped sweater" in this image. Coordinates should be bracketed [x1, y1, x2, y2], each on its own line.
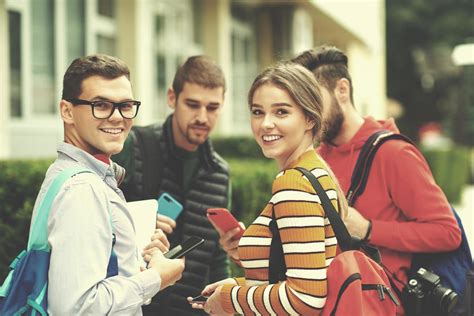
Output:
[190, 62, 347, 315]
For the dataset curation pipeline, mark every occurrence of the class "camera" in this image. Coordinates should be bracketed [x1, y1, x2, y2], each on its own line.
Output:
[402, 267, 458, 315]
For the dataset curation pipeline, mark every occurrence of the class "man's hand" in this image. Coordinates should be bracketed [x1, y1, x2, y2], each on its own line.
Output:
[147, 250, 185, 290]
[343, 206, 371, 240]
[142, 229, 170, 263]
[156, 214, 176, 234]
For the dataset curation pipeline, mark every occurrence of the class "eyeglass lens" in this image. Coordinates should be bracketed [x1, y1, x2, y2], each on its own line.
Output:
[93, 101, 139, 119]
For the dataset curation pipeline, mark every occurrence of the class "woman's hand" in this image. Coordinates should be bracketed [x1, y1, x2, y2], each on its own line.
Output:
[212, 223, 245, 261]
[203, 286, 228, 315]
[188, 278, 237, 314]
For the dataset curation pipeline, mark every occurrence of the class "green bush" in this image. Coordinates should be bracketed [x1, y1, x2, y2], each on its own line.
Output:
[0, 156, 277, 280]
[0, 142, 470, 280]
[421, 146, 471, 204]
[213, 137, 264, 159]
[0, 159, 52, 279]
[228, 158, 277, 224]
[227, 158, 277, 276]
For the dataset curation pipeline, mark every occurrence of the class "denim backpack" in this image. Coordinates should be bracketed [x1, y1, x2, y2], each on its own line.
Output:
[0, 167, 118, 315]
[347, 130, 473, 313]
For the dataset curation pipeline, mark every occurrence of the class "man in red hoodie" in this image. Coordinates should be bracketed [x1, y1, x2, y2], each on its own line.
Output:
[291, 46, 461, 295]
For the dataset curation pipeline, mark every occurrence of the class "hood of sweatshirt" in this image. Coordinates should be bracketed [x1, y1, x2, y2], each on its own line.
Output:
[317, 116, 400, 192]
[318, 116, 399, 155]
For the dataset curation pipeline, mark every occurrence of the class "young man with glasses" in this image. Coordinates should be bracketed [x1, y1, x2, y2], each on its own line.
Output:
[30, 54, 184, 315]
[114, 55, 232, 316]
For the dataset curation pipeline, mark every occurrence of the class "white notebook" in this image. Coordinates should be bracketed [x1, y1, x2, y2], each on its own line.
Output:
[126, 199, 158, 267]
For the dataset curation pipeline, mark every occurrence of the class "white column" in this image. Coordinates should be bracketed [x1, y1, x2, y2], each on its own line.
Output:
[131, 0, 154, 125]
[215, 0, 232, 135]
[0, 0, 11, 158]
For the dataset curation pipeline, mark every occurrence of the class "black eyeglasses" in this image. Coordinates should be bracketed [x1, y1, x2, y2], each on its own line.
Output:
[66, 98, 141, 119]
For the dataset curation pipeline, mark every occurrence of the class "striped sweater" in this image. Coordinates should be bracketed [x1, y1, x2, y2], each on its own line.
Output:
[220, 150, 339, 315]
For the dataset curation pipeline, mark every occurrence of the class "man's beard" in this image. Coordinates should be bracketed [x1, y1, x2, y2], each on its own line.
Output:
[321, 96, 344, 144]
[185, 123, 209, 145]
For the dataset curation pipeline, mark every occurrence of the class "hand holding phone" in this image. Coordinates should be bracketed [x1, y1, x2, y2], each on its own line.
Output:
[207, 208, 245, 240]
[157, 193, 183, 221]
[164, 236, 205, 259]
[189, 295, 208, 304]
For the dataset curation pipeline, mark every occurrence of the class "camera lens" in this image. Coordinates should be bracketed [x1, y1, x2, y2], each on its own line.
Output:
[434, 286, 458, 313]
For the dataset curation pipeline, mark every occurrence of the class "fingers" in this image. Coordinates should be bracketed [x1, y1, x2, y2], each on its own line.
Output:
[201, 285, 215, 297]
[157, 214, 176, 234]
[189, 302, 206, 310]
[219, 228, 241, 258]
[187, 297, 206, 309]
[143, 253, 152, 263]
[152, 229, 170, 249]
[149, 254, 185, 289]
[220, 232, 240, 251]
[142, 237, 169, 254]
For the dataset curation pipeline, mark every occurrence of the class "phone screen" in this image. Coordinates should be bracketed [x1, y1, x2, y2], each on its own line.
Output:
[190, 295, 208, 304]
[164, 236, 204, 259]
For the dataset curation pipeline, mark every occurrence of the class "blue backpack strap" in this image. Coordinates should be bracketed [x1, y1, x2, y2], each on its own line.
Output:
[27, 167, 93, 251]
[26, 166, 119, 276]
[107, 217, 118, 277]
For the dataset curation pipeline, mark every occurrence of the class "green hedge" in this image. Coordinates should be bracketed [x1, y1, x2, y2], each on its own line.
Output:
[421, 146, 471, 204]
[0, 159, 52, 279]
[0, 141, 470, 279]
[213, 136, 265, 159]
[0, 157, 276, 280]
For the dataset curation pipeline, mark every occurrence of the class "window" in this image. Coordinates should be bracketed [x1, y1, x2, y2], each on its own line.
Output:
[8, 10, 22, 117]
[31, 0, 55, 115]
[66, 0, 85, 62]
[97, 35, 116, 55]
[231, 8, 258, 134]
[6, 0, 115, 120]
[93, 0, 116, 55]
[153, 0, 202, 120]
[97, 0, 114, 18]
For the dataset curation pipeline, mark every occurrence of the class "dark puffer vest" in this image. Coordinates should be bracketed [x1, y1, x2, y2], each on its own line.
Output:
[117, 116, 230, 316]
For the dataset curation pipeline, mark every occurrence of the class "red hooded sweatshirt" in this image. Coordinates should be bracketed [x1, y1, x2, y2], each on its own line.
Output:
[317, 116, 461, 289]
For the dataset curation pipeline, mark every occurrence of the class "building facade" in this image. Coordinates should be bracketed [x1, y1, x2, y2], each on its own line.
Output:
[0, 0, 386, 159]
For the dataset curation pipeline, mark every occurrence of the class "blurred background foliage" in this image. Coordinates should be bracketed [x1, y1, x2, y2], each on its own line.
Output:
[1, 0, 473, 282]
[0, 137, 470, 279]
[386, 0, 474, 145]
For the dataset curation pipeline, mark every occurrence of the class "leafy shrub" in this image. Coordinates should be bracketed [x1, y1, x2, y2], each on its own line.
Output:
[0, 156, 276, 279]
[0, 142, 470, 279]
[213, 137, 264, 159]
[0, 159, 51, 279]
[228, 158, 277, 224]
[421, 146, 471, 204]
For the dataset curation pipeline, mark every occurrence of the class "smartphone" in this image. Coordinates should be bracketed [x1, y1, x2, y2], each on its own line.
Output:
[189, 295, 208, 304]
[157, 192, 183, 220]
[207, 208, 244, 239]
[164, 236, 205, 259]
